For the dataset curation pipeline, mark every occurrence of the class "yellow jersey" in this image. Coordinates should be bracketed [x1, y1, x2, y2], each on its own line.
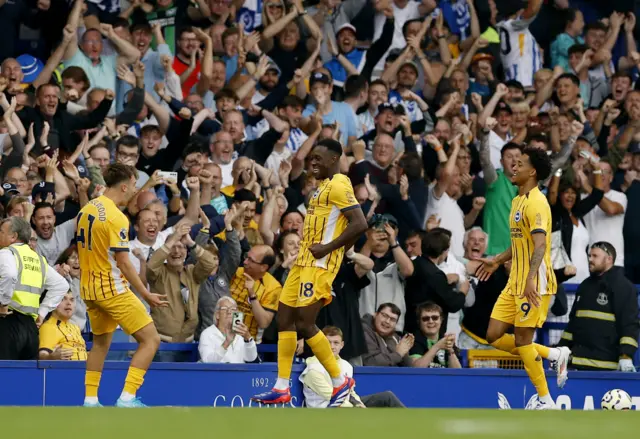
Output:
[76, 195, 132, 301]
[508, 186, 557, 296]
[39, 317, 88, 360]
[296, 174, 359, 274]
[229, 267, 282, 338]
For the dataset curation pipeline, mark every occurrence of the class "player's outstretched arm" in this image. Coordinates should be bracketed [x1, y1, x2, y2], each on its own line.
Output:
[309, 207, 368, 260]
[476, 247, 512, 281]
[114, 251, 169, 308]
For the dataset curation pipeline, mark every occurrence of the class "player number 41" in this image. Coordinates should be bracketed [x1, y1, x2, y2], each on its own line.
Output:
[76, 213, 96, 250]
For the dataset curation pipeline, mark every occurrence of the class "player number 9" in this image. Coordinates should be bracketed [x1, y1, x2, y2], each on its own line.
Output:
[520, 302, 531, 318]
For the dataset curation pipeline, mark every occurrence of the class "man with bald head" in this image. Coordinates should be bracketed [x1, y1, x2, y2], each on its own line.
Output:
[349, 133, 398, 186]
[229, 244, 282, 341]
[209, 131, 236, 187]
[1, 58, 24, 95]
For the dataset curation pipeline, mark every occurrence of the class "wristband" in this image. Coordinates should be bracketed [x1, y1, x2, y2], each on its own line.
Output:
[390, 243, 399, 249]
[433, 145, 443, 152]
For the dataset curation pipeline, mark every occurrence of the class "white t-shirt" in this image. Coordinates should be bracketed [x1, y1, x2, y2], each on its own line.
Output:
[488, 130, 512, 171]
[438, 254, 471, 338]
[128, 230, 172, 277]
[372, 1, 420, 74]
[582, 189, 627, 267]
[208, 158, 234, 188]
[497, 14, 543, 87]
[265, 148, 292, 174]
[425, 182, 465, 258]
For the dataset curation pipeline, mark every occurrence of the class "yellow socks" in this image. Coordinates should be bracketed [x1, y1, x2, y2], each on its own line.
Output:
[490, 334, 517, 353]
[518, 344, 550, 397]
[123, 366, 146, 396]
[306, 331, 342, 379]
[85, 370, 102, 399]
[275, 331, 297, 389]
[490, 334, 552, 359]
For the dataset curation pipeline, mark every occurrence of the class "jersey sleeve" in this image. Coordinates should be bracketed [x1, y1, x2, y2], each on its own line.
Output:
[510, 14, 536, 31]
[525, 197, 550, 235]
[260, 283, 281, 312]
[39, 322, 58, 352]
[330, 177, 360, 212]
[109, 214, 130, 252]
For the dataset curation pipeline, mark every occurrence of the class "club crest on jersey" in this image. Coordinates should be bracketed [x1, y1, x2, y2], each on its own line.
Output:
[119, 228, 128, 240]
[514, 211, 522, 222]
[597, 292, 608, 306]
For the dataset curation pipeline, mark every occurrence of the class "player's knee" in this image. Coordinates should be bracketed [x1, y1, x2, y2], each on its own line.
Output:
[485, 329, 500, 345]
[297, 323, 317, 340]
[277, 318, 296, 333]
[514, 331, 533, 347]
[138, 327, 161, 350]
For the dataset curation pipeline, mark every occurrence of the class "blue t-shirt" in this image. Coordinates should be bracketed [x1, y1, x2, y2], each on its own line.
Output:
[551, 33, 585, 72]
[302, 101, 357, 146]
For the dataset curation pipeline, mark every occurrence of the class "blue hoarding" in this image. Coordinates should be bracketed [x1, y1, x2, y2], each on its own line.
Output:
[1, 361, 640, 409]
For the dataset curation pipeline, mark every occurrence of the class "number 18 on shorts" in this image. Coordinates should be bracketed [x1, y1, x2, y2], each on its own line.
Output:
[279, 266, 336, 308]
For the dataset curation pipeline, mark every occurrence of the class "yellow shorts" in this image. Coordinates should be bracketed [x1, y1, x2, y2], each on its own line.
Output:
[490, 286, 552, 328]
[85, 291, 153, 336]
[279, 265, 335, 308]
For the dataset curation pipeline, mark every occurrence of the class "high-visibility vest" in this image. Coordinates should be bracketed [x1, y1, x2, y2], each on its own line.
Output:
[8, 244, 47, 319]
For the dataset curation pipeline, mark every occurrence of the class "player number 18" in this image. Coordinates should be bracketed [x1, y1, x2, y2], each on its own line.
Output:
[299, 282, 314, 298]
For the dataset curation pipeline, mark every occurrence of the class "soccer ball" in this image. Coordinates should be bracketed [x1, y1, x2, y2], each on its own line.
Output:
[601, 389, 633, 410]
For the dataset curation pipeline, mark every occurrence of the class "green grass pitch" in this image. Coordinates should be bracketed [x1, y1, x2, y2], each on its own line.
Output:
[3, 407, 640, 438]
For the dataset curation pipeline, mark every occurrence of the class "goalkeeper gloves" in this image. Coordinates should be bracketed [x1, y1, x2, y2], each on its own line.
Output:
[618, 358, 636, 372]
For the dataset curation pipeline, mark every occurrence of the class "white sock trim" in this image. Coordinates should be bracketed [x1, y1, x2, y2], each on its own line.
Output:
[119, 391, 135, 402]
[274, 378, 289, 390]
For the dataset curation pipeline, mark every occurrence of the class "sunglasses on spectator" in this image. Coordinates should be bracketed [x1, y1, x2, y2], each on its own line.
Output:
[421, 315, 440, 322]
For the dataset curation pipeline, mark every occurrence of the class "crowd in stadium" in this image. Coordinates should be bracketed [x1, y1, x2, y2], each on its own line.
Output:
[0, 0, 639, 379]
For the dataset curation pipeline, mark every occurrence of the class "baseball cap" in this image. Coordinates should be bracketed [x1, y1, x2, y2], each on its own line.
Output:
[2, 183, 20, 196]
[336, 23, 357, 35]
[378, 102, 396, 114]
[399, 60, 419, 75]
[16, 54, 44, 84]
[31, 181, 55, 201]
[310, 72, 331, 87]
[266, 61, 281, 76]
[77, 164, 90, 179]
[471, 52, 494, 65]
[494, 101, 512, 115]
[505, 79, 525, 92]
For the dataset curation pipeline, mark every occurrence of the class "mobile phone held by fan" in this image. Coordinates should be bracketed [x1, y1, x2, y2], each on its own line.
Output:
[158, 171, 178, 181]
[232, 312, 244, 331]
